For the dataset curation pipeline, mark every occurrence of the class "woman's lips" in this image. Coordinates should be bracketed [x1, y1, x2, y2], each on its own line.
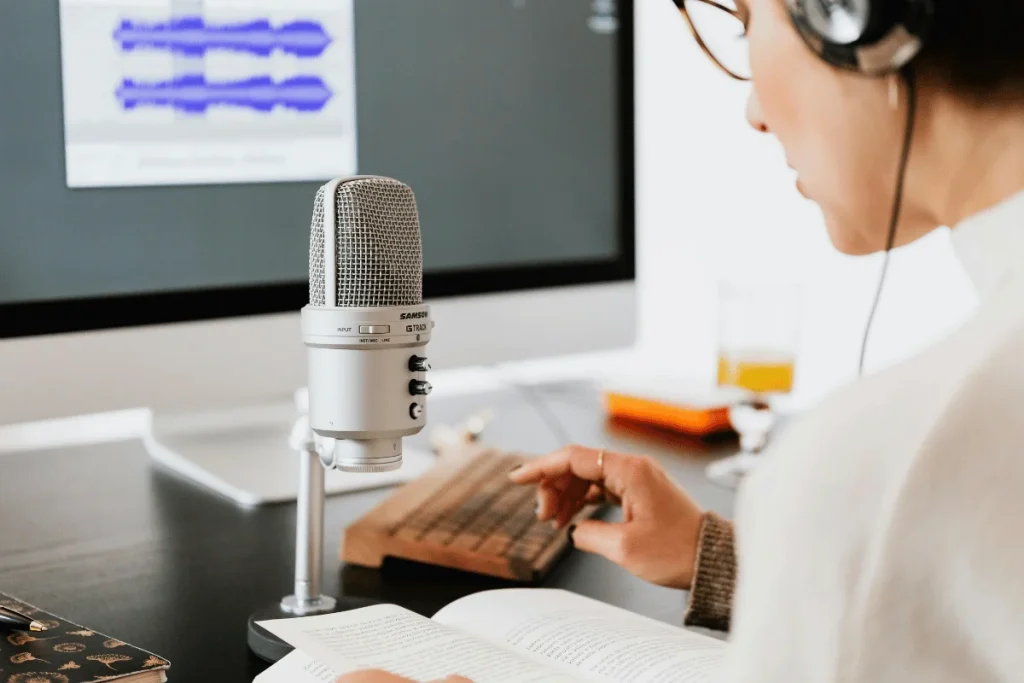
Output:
[789, 164, 806, 197]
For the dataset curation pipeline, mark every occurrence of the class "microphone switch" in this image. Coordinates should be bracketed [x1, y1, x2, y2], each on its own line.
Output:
[409, 355, 431, 372]
[409, 380, 433, 396]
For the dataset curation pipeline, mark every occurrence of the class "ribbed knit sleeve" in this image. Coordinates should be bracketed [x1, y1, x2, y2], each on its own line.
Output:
[683, 511, 736, 632]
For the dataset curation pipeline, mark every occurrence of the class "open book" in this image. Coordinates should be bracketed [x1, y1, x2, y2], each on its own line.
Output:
[256, 588, 725, 683]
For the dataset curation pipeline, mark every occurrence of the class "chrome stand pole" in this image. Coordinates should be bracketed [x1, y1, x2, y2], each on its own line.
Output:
[280, 415, 336, 616]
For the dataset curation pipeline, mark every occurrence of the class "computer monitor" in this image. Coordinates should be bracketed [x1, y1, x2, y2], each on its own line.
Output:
[0, 0, 635, 499]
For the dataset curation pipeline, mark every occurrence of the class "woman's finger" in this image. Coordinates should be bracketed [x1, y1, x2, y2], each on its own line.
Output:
[534, 472, 590, 524]
[509, 448, 575, 484]
[536, 483, 559, 521]
[554, 498, 581, 529]
[510, 445, 630, 496]
[540, 479, 621, 525]
[583, 484, 605, 505]
[583, 483, 620, 506]
[553, 476, 592, 528]
[568, 519, 629, 565]
[551, 491, 577, 529]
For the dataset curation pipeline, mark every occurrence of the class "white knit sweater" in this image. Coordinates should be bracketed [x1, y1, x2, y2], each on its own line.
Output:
[721, 191, 1024, 683]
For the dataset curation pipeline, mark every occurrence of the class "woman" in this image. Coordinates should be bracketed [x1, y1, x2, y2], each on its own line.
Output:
[341, 0, 1024, 680]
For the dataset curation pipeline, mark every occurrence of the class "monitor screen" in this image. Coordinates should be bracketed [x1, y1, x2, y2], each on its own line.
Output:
[0, 0, 631, 332]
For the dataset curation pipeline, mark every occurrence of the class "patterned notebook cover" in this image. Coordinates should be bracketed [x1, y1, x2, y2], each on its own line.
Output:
[0, 593, 170, 683]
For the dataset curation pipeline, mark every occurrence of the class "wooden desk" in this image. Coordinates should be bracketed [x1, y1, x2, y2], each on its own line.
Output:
[0, 381, 736, 682]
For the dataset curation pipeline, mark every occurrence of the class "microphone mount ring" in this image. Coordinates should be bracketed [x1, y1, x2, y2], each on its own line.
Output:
[318, 437, 338, 471]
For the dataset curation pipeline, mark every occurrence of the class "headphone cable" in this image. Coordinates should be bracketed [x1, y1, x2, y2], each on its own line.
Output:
[858, 66, 918, 376]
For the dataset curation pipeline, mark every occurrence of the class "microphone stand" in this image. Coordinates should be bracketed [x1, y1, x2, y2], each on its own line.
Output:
[246, 412, 375, 663]
[280, 414, 336, 617]
[245, 402, 490, 662]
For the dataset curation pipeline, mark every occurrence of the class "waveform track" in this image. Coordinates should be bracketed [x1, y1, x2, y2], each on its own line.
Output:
[115, 75, 333, 113]
[113, 17, 333, 57]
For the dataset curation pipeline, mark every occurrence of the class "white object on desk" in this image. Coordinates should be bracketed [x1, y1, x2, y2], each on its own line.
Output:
[143, 400, 433, 507]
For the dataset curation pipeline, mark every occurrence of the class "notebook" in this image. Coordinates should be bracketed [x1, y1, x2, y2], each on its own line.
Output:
[255, 588, 725, 683]
[0, 593, 170, 683]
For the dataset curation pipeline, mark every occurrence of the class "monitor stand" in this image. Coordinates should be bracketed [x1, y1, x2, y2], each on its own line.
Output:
[143, 389, 433, 507]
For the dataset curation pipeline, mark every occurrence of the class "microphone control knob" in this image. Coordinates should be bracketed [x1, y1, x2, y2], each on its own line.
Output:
[409, 380, 433, 396]
[408, 355, 431, 372]
[410, 403, 424, 420]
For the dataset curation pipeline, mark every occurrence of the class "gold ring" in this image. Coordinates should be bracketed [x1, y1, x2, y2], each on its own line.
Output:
[596, 448, 605, 475]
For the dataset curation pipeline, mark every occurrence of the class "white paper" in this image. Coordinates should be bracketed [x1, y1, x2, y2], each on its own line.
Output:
[259, 603, 582, 683]
[434, 589, 725, 683]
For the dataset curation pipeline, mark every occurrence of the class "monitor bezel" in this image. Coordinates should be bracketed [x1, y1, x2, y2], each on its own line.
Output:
[0, 2, 635, 341]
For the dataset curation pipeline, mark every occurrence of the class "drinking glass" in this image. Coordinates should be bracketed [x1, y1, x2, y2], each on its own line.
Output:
[706, 280, 802, 488]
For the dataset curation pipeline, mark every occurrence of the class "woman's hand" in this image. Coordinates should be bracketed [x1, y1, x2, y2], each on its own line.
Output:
[336, 671, 472, 683]
[509, 445, 705, 590]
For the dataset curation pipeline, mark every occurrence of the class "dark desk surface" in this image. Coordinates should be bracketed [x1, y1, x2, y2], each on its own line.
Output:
[0, 381, 737, 682]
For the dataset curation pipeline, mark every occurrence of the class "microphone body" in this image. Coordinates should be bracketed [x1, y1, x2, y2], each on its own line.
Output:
[303, 176, 433, 473]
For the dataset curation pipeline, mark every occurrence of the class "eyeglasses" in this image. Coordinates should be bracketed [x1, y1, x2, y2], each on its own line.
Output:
[674, 0, 751, 81]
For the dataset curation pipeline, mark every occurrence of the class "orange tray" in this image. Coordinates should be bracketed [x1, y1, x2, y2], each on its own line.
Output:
[603, 392, 733, 437]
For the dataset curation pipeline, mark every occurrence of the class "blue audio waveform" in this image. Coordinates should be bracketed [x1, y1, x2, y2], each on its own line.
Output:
[113, 17, 333, 57]
[115, 75, 333, 113]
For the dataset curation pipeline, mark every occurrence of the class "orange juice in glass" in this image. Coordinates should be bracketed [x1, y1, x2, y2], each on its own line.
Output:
[707, 282, 802, 489]
[717, 352, 796, 394]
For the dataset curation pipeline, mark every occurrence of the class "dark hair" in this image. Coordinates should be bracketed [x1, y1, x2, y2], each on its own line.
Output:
[918, 0, 1024, 97]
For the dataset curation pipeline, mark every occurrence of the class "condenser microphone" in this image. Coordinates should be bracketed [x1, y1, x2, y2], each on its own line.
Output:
[302, 176, 433, 473]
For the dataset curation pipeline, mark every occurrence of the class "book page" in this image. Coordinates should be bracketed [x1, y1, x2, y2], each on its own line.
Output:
[254, 649, 341, 683]
[433, 589, 725, 683]
[259, 604, 582, 683]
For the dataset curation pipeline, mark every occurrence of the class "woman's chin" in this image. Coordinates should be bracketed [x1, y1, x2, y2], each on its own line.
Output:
[824, 219, 874, 256]
[803, 189, 880, 255]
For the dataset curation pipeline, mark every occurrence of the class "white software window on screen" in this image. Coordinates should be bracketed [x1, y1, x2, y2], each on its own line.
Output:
[59, 0, 357, 189]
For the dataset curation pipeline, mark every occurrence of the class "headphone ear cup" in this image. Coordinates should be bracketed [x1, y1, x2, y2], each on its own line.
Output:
[797, 0, 873, 45]
[786, 0, 934, 76]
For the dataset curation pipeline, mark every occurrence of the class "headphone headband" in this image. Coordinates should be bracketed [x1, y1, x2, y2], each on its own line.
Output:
[785, 0, 935, 76]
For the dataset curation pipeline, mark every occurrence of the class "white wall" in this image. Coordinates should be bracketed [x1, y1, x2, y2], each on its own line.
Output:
[633, 0, 978, 409]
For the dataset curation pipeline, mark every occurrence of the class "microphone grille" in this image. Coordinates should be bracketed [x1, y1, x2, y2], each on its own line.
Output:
[310, 189, 327, 306]
[309, 177, 424, 307]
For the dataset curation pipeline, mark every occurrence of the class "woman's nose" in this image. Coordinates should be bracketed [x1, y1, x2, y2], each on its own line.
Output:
[746, 89, 769, 133]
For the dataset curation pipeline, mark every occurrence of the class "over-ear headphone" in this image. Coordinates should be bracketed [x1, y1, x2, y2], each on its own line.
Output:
[784, 0, 935, 76]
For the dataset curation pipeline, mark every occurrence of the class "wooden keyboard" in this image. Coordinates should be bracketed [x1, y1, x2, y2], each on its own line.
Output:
[341, 444, 600, 581]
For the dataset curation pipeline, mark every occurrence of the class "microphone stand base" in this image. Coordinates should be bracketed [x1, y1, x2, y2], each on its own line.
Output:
[247, 595, 380, 663]
[281, 594, 338, 615]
